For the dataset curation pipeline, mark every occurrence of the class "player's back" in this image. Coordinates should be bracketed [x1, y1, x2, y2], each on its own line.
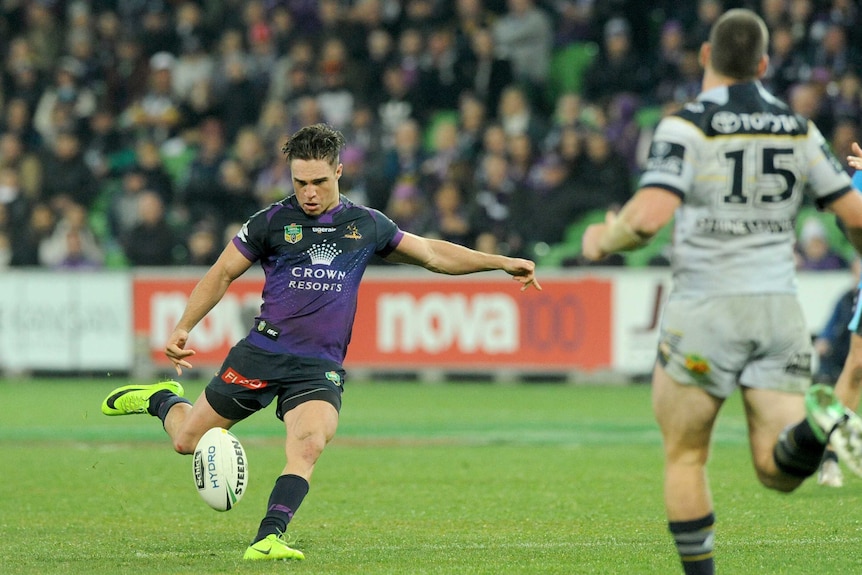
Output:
[640, 81, 851, 297]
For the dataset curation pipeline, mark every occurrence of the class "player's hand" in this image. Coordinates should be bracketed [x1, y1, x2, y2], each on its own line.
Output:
[849, 142, 862, 171]
[504, 258, 542, 291]
[165, 328, 196, 376]
[581, 210, 614, 261]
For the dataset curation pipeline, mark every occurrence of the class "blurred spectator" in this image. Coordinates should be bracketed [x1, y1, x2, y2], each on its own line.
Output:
[10, 202, 55, 267]
[376, 64, 422, 142]
[102, 34, 150, 116]
[233, 127, 269, 184]
[472, 152, 519, 255]
[571, 128, 632, 215]
[337, 145, 372, 207]
[24, 1, 62, 74]
[131, 138, 175, 205]
[456, 93, 489, 163]
[506, 131, 536, 188]
[217, 158, 259, 224]
[3, 37, 43, 112]
[519, 152, 578, 247]
[426, 178, 475, 246]
[33, 57, 97, 146]
[582, 16, 653, 105]
[764, 24, 809, 101]
[492, 0, 553, 92]
[0, 167, 32, 235]
[809, 21, 860, 81]
[652, 20, 689, 104]
[120, 51, 184, 144]
[138, 4, 179, 57]
[108, 169, 150, 240]
[215, 55, 261, 143]
[39, 202, 104, 269]
[686, 0, 724, 47]
[40, 129, 98, 209]
[122, 191, 181, 266]
[81, 109, 125, 179]
[172, 6, 215, 104]
[184, 223, 221, 266]
[181, 117, 228, 229]
[457, 26, 514, 115]
[795, 218, 848, 271]
[422, 119, 463, 189]
[380, 118, 426, 199]
[1, 98, 42, 151]
[254, 141, 294, 207]
[315, 40, 356, 130]
[418, 26, 463, 113]
[363, 28, 396, 104]
[385, 180, 432, 234]
[0, 131, 42, 200]
[496, 84, 547, 146]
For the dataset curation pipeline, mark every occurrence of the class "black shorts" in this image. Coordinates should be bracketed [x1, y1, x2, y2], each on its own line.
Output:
[204, 339, 345, 421]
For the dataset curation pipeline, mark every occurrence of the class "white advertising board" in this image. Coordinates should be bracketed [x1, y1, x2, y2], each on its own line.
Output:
[0, 272, 133, 371]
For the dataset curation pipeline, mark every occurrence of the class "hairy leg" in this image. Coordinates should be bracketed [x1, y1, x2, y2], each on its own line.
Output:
[652, 364, 722, 520]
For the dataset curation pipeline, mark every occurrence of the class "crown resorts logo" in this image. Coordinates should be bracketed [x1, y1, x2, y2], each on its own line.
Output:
[307, 239, 342, 266]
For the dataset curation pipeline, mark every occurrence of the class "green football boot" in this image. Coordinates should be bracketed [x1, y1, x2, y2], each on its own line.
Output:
[243, 533, 305, 561]
[806, 384, 862, 477]
[101, 380, 184, 416]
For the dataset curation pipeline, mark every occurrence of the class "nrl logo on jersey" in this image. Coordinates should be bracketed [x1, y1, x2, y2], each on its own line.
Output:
[284, 223, 303, 244]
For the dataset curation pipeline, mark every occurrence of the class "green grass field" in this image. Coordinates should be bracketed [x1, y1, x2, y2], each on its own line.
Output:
[2, 378, 861, 574]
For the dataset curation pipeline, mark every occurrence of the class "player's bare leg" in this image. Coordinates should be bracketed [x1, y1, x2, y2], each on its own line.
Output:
[652, 364, 721, 575]
[245, 399, 339, 561]
[834, 333, 862, 412]
[741, 387, 807, 491]
[164, 391, 236, 454]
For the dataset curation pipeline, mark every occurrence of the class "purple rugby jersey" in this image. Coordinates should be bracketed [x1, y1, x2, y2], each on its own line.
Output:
[232, 194, 403, 363]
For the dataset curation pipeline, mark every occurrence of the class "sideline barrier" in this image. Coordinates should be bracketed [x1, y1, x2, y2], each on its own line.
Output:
[0, 269, 854, 378]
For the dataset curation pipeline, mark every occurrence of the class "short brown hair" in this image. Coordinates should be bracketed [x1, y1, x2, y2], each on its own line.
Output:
[708, 9, 768, 80]
[282, 123, 346, 166]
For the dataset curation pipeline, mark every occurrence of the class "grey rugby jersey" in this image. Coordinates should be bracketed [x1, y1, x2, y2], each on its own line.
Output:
[639, 81, 852, 296]
[232, 194, 403, 363]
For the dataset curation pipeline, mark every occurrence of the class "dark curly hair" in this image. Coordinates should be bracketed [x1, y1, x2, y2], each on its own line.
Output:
[281, 123, 346, 166]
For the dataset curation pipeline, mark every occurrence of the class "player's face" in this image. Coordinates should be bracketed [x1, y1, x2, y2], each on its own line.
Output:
[290, 158, 342, 216]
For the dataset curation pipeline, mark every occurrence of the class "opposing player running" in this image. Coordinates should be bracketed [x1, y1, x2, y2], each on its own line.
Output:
[582, 10, 862, 575]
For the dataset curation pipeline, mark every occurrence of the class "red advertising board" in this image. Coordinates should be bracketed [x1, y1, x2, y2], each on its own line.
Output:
[133, 275, 612, 371]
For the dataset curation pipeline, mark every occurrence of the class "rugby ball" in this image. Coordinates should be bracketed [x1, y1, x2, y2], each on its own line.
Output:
[192, 427, 249, 511]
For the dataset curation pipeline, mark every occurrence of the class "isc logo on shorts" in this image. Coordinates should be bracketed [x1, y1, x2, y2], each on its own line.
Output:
[221, 367, 268, 390]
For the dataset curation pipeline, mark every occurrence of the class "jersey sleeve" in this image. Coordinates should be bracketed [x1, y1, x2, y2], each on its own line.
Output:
[232, 205, 273, 262]
[366, 207, 404, 256]
[853, 170, 862, 192]
[804, 120, 853, 208]
[637, 116, 701, 199]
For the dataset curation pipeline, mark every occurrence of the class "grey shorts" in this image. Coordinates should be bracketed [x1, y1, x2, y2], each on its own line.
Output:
[205, 339, 345, 421]
[657, 294, 813, 398]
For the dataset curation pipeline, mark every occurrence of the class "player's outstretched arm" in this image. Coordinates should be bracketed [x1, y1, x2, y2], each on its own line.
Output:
[386, 232, 542, 291]
[165, 242, 254, 375]
[582, 187, 680, 261]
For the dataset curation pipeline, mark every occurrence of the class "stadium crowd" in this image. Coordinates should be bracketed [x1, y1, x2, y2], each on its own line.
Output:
[0, 0, 860, 269]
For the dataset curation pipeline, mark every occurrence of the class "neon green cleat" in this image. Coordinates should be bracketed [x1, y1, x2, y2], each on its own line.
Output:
[243, 534, 305, 561]
[101, 381, 184, 416]
[806, 384, 862, 477]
